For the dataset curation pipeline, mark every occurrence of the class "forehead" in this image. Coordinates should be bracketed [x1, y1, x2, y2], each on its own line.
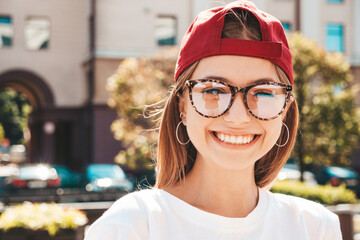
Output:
[191, 55, 279, 86]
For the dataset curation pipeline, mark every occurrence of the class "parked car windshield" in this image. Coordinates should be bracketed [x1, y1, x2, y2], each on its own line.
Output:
[87, 164, 126, 180]
[19, 165, 54, 180]
[326, 167, 358, 178]
[283, 163, 300, 171]
[53, 165, 70, 175]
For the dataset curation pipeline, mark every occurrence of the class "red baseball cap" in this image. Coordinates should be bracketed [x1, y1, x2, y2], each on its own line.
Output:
[174, 1, 293, 85]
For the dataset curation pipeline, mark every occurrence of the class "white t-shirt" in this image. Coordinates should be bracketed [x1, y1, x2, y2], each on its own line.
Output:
[84, 188, 342, 240]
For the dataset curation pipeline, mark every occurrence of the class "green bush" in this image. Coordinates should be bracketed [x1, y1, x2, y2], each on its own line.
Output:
[271, 180, 357, 205]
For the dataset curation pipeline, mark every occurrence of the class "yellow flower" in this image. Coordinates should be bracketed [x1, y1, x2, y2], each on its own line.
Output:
[0, 202, 88, 236]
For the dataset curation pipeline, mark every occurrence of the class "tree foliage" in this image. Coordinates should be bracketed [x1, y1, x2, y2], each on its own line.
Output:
[290, 33, 360, 167]
[106, 49, 176, 174]
[0, 124, 4, 143]
[0, 90, 31, 145]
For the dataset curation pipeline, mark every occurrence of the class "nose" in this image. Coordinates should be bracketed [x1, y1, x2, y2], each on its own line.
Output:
[223, 92, 252, 123]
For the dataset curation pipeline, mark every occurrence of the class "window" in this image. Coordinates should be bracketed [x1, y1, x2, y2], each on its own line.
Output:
[25, 17, 50, 50]
[0, 16, 13, 48]
[282, 22, 291, 34]
[327, 0, 343, 3]
[155, 16, 177, 46]
[325, 23, 344, 52]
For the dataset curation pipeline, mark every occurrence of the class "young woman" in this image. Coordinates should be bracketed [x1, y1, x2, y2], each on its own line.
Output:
[85, 1, 342, 239]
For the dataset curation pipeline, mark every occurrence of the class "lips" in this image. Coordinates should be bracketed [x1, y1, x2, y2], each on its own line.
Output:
[213, 132, 257, 145]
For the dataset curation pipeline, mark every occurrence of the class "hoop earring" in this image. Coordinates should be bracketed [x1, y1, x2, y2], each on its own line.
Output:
[176, 114, 190, 145]
[276, 123, 289, 147]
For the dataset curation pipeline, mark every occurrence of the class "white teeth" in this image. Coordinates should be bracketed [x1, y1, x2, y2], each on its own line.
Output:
[215, 132, 255, 145]
[220, 133, 225, 141]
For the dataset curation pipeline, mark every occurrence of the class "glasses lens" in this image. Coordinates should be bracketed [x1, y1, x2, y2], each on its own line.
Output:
[247, 84, 287, 119]
[191, 81, 232, 117]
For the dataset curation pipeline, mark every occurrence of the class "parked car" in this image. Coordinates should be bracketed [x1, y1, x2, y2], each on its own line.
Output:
[85, 164, 134, 192]
[51, 165, 85, 188]
[277, 163, 317, 186]
[314, 166, 359, 193]
[0, 164, 18, 194]
[5, 164, 61, 190]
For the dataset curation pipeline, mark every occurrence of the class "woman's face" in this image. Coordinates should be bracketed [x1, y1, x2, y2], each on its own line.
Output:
[179, 55, 290, 172]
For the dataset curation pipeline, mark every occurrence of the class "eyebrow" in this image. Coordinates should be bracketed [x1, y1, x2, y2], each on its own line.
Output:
[202, 75, 277, 86]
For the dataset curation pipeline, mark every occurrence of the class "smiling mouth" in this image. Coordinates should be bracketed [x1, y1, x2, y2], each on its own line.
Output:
[212, 132, 258, 145]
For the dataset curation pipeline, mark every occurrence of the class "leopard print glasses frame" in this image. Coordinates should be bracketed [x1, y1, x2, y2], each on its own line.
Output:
[185, 79, 293, 121]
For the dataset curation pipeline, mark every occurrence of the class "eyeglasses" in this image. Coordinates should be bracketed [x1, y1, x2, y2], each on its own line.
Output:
[185, 79, 292, 121]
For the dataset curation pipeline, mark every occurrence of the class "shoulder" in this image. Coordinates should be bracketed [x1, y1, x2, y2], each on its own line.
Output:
[84, 189, 160, 240]
[267, 190, 337, 219]
[264, 189, 342, 239]
[101, 188, 159, 220]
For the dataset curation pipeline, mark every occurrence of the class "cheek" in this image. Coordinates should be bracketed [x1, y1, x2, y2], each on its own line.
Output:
[183, 98, 211, 144]
[185, 102, 202, 132]
[182, 92, 199, 125]
[262, 118, 283, 147]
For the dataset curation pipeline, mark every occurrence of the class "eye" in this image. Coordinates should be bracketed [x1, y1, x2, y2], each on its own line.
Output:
[193, 81, 230, 95]
[256, 91, 274, 97]
[251, 90, 275, 98]
[203, 88, 224, 94]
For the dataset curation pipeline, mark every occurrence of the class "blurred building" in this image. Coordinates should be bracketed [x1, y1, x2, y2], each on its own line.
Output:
[0, 1, 92, 170]
[0, 0, 358, 170]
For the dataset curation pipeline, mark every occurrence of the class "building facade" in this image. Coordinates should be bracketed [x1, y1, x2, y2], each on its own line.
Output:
[0, 0, 359, 170]
[0, 0, 92, 170]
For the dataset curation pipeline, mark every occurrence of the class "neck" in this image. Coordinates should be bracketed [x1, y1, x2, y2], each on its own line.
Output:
[165, 156, 259, 218]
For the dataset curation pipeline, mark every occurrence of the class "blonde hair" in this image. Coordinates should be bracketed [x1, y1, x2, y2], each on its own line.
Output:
[155, 9, 298, 189]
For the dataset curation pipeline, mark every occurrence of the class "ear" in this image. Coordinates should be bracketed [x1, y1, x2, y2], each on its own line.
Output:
[281, 96, 294, 121]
